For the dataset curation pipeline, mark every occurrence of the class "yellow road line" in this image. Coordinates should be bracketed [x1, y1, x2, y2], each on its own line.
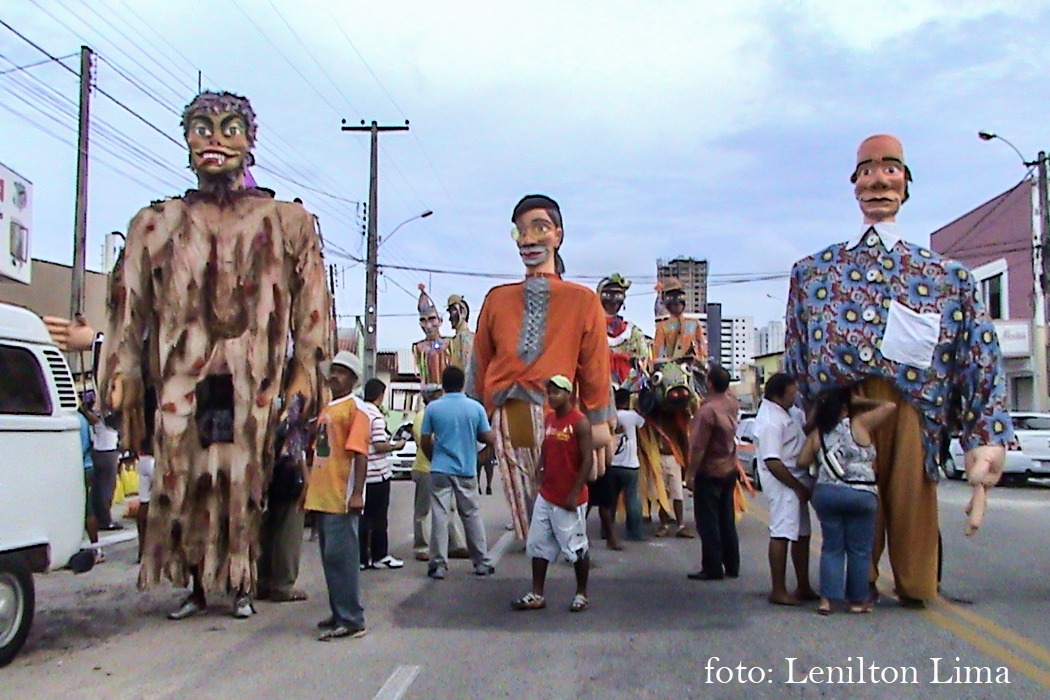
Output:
[743, 496, 1050, 690]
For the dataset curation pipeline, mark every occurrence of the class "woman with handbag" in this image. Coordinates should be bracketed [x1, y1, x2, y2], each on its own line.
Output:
[798, 387, 895, 615]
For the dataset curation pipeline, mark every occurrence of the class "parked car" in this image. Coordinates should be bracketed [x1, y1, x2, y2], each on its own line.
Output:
[736, 416, 761, 490]
[0, 303, 95, 666]
[944, 412, 1050, 484]
[390, 420, 416, 480]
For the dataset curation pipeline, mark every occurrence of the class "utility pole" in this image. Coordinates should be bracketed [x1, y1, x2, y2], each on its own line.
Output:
[340, 119, 409, 379]
[1037, 151, 1049, 407]
[70, 45, 93, 320]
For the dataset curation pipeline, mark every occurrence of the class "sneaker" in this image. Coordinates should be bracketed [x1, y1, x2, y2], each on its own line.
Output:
[375, 555, 404, 569]
[318, 624, 367, 641]
[168, 596, 205, 620]
[427, 567, 447, 580]
[474, 564, 495, 577]
[317, 616, 337, 629]
[232, 595, 255, 619]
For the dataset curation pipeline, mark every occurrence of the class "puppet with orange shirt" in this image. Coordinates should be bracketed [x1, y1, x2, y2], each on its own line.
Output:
[467, 195, 615, 539]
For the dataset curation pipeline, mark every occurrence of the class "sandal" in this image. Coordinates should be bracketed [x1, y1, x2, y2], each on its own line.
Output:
[817, 599, 833, 616]
[849, 603, 873, 614]
[570, 594, 589, 613]
[511, 592, 546, 611]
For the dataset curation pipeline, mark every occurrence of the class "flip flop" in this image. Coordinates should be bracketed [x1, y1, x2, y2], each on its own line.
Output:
[512, 592, 546, 611]
[570, 594, 589, 613]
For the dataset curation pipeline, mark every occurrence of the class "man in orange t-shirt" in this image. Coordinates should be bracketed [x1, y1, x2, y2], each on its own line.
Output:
[304, 351, 370, 641]
[467, 195, 615, 539]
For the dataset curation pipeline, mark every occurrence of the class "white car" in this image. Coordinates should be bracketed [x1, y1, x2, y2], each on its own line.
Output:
[944, 412, 1050, 483]
[390, 421, 416, 480]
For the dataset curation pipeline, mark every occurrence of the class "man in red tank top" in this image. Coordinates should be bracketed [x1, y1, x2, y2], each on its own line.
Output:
[512, 375, 594, 613]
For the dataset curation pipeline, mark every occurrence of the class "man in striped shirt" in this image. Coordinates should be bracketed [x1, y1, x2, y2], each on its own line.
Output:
[357, 379, 406, 570]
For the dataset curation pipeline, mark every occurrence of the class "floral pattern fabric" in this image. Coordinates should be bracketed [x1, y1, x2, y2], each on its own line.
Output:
[784, 229, 1013, 479]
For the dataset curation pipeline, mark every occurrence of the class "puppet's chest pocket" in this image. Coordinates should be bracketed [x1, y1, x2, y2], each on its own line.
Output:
[880, 300, 940, 370]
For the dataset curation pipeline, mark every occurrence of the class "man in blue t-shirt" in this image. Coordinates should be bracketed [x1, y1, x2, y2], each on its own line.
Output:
[421, 365, 497, 579]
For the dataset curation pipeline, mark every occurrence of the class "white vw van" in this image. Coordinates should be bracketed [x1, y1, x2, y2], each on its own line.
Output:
[0, 302, 91, 667]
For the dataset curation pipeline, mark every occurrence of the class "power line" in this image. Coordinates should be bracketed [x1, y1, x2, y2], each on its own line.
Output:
[0, 52, 76, 75]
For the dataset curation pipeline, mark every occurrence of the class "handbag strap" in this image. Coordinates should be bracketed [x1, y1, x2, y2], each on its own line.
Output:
[819, 430, 877, 486]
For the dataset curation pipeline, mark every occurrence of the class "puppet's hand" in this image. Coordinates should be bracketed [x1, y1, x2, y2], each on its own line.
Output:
[43, 314, 95, 352]
[964, 445, 1005, 536]
[592, 421, 615, 468]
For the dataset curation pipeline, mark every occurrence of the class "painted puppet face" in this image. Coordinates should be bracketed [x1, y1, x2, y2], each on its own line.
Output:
[511, 207, 562, 270]
[600, 285, 626, 315]
[650, 360, 693, 410]
[854, 158, 906, 223]
[663, 291, 686, 316]
[185, 110, 251, 178]
[419, 309, 443, 340]
[447, 300, 468, 328]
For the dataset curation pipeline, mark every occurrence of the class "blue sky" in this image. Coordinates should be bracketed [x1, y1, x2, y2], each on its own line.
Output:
[1, 0, 1048, 348]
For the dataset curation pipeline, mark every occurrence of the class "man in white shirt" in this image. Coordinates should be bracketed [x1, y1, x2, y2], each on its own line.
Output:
[357, 379, 406, 570]
[598, 389, 646, 547]
[753, 372, 818, 606]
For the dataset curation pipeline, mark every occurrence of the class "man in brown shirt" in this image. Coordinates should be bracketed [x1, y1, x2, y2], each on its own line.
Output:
[685, 364, 741, 581]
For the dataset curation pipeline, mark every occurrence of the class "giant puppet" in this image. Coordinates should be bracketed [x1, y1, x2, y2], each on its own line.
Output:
[467, 195, 615, 539]
[413, 284, 452, 386]
[100, 91, 331, 619]
[783, 134, 1010, 605]
[446, 293, 474, 370]
[598, 273, 650, 391]
[653, 277, 708, 394]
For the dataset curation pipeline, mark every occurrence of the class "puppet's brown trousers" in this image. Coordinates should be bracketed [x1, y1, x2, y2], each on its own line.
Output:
[857, 377, 939, 602]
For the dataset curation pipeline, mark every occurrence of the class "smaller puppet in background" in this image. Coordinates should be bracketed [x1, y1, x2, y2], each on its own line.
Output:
[446, 294, 474, 370]
[653, 277, 708, 396]
[598, 274, 650, 392]
[412, 284, 451, 387]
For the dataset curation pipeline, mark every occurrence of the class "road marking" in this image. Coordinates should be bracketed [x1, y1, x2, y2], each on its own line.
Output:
[487, 530, 516, 568]
[373, 665, 420, 700]
[744, 497, 1050, 690]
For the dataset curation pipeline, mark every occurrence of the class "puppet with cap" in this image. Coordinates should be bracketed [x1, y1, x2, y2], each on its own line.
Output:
[413, 285, 452, 387]
[99, 91, 331, 620]
[653, 277, 708, 395]
[598, 273, 651, 392]
[783, 134, 1011, 606]
[446, 293, 474, 370]
[467, 195, 615, 539]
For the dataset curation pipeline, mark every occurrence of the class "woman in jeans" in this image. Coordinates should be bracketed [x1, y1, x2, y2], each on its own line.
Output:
[798, 387, 895, 615]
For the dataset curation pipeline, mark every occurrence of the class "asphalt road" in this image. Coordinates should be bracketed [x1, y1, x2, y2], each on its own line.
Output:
[4, 476, 1050, 699]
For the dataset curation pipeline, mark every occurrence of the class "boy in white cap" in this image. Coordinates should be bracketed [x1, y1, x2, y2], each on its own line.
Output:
[512, 375, 594, 613]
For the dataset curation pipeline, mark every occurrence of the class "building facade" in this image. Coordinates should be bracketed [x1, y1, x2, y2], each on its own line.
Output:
[930, 179, 1045, 412]
[755, 320, 785, 356]
[657, 257, 708, 314]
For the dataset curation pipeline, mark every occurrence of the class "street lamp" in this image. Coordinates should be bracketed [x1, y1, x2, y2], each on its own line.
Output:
[363, 209, 433, 379]
[379, 210, 433, 247]
[978, 131, 1040, 168]
[979, 131, 1050, 411]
